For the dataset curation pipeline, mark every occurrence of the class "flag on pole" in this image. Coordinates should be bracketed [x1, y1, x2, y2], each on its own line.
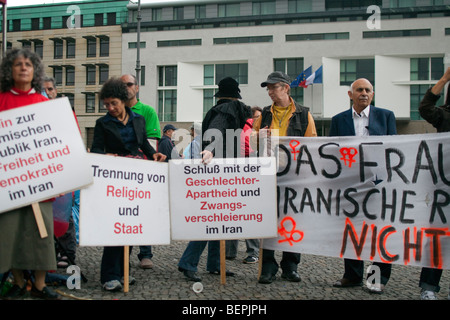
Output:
[304, 66, 323, 87]
[290, 66, 312, 88]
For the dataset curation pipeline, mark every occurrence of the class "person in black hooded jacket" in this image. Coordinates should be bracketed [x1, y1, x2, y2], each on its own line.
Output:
[417, 67, 450, 300]
[177, 77, 251, 282]
[201, 77, 252, 162]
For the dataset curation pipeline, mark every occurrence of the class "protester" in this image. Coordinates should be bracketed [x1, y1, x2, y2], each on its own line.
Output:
[120, 74, 161, 270]
[253, 71, 317, 284]
[120, 74, 161, 146]
[329, 78, 397, 294]
[159, 124, 180, 161]
[183, 122, 202, 159]
[418, 67, 450, 300]
[90, 77, 165, 291]
[42, 76, 78, 270]
[178, 77, 251, 281]
[226, 106, 263, 264]
[0, 48, 61, 300]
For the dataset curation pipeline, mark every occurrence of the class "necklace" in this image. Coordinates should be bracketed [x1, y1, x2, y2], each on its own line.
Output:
[273, 105, 291, 127]
[119, 112, 128, 125]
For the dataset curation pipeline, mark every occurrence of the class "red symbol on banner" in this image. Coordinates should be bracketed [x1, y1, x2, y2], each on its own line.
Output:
[340, 147, 358, 168]
[278, 217, 304, 246]
[289, 140, 300, 160]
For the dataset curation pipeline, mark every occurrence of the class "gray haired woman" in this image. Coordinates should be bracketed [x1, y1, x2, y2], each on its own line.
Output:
[0, 48, 61, 300]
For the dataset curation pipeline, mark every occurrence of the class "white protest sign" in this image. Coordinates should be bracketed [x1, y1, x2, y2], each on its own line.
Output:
[263, 134, 450, 269]
[169, 157, 278, 241]
[79, 153, 170, 246]
[0, 98, 92, 213]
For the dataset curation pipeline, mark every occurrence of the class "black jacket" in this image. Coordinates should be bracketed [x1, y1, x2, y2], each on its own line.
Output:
[91, 107, 156, 159]
[419, 88, 450, 133]
[202, 99, 251, 158]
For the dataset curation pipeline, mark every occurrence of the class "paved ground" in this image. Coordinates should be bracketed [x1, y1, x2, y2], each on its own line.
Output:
[40, 240, 449, 301]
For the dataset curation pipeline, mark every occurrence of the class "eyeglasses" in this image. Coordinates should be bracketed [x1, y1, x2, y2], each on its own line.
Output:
[125, 82, 136, 87]
[266, 85, 282, 92]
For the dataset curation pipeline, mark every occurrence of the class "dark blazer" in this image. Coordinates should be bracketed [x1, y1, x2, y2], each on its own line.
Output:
[91, 107, 156, 159]
[329, 105, 397, 136]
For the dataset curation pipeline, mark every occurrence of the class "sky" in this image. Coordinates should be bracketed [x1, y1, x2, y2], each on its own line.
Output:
[6, 0, 87, 6]
[5, 0, 177, 6]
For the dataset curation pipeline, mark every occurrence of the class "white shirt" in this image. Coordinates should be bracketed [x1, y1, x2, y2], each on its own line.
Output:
[352, 106, 370, 137]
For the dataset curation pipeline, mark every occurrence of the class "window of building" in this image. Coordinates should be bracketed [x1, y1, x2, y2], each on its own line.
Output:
[288, 0, 313, 13]
[53, 67, 63, 86]
[66, 66, 75, 86]
[216, 63, 248, 85]
[213, 36, 272, 44]
[12, 19, 20, 32]
[173, 7, 184, 20]
[363, 29, 431, 38]
[159, 65, 177, 87]
[99, 65, 109, 84]
[389, 0, 416, 8]
[99, 36, 110, 57]
[203, 63, 248, 85]
[158, 90, 177, 122]
[252, 1, 276, 15]
[157, 39, 201, 47]
[195, 5, 206, 19]
[274, 58, 305, 104]
[218, 3, 241, 17]
[66, 38, 76, 58]
[203, 89, 215, 117]
[95, 13, 103, 26]
[286, 32, 349, 41]
[43, 17, 52, 30]
[326, 0, 382, 10]
[20, 40, 31, 49]
[107, 12, 116, 25]
[158, 66, 178, 122]
[31, 18, 40, 30]
[340, 59, 375, 86]
[85, 65, 96, 85]
[140, 66, 146, 86]
[153, 8, 163, 21]
[34, 40, 43, 59]
[410, 57, 444, 81]
[86, 37, 96, 57]
[53, 39, 63, 59]
[410, 57, 444, 120]
[85, 93, 96, 113]
[128, 41, 147, 49]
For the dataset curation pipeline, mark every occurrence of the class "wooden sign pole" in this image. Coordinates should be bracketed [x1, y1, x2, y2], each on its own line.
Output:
[31, 203, 48, 239]
[220, 240, 226, 285]
[124, 246, 129, 293]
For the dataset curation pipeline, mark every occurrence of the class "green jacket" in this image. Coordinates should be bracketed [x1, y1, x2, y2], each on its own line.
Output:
[131, 100, 161, 139]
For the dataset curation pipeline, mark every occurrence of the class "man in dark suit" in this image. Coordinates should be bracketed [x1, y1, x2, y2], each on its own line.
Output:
[329, 78, 396, 294]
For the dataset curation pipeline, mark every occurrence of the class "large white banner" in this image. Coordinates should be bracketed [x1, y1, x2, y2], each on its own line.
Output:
[79, 154, 170, 246]
[0, 98, 92, 213]
[170, 157, 278, 241]
[263, 133, 450, 269]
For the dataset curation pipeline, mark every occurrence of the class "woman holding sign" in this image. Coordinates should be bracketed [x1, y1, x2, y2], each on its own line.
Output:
[91, 77, 166, 291]
[0, 48, 61, 300]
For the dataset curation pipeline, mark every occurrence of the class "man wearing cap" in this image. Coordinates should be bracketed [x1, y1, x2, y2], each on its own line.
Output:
[158, 124, 179, 162]
[177, 77, 251, 281]
[253, 71, 317, 284]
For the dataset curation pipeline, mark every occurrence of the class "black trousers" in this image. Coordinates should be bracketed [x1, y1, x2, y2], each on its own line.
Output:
[261, 249, 300, 275]
[343, 258, 392, 285]
[419, 267, 443, 292]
